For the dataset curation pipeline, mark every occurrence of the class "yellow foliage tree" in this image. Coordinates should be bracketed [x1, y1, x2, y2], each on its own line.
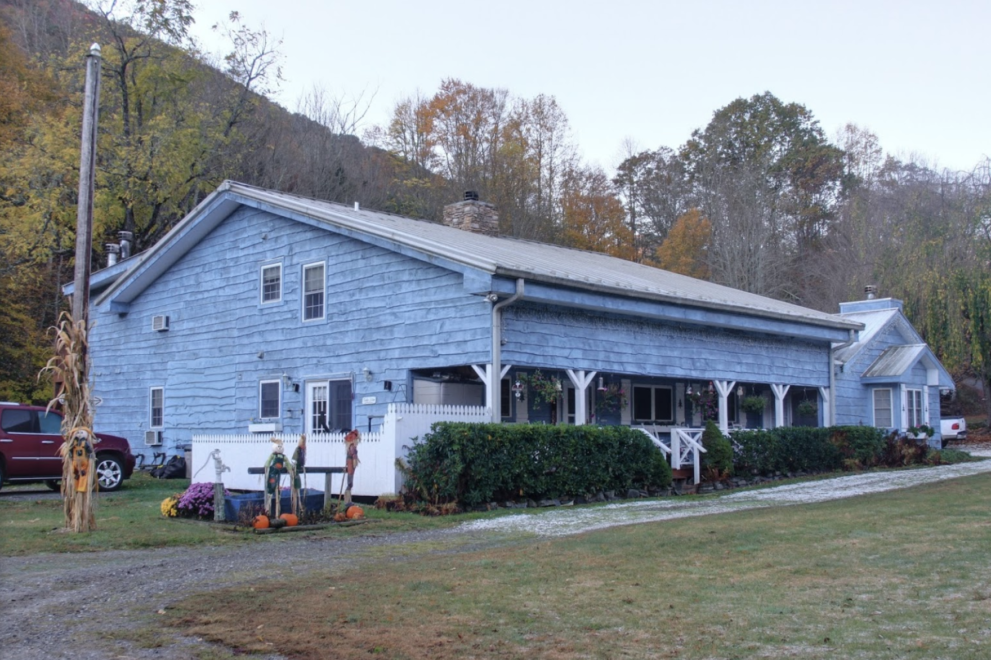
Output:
[653, 209, 712, 279]
[560, 166, 634, 260]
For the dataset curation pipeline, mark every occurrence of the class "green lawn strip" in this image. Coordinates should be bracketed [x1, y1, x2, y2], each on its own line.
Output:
[0, 473, 474, 556]
[166, 473, 991, 660]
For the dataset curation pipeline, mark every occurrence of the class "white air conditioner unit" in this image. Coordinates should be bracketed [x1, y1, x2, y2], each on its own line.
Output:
[144, 430, 163, 446]
[152, 315, 170, 332]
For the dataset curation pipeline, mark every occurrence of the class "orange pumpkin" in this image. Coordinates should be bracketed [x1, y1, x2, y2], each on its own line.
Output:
[252, 515, 270, 529]
[279, 513, 299, 527]
[333, 512, 347, 522]
[346, 505, 364, 520]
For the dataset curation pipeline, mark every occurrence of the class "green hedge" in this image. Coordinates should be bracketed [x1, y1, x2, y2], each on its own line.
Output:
[731, 426, 887, 475]
[403, 423, 672, 507]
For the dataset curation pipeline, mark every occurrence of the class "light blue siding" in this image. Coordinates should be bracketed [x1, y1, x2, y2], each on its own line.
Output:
[89, 207, 491, 452]
[503, 304, 830, 386]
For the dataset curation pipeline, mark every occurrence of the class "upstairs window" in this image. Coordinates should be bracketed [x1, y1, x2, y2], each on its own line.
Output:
[260, 263, 282, 304]
[150, 387, 164, 429]
[873, 388, 892, 428]
[259, 380, 281, 419]
[302, 262, 325, 321]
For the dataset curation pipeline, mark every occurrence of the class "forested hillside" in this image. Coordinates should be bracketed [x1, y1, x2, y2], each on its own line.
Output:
[1, 0, 988, 416]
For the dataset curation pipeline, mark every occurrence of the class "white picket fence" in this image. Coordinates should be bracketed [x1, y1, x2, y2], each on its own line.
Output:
[191, 403, 490, 497]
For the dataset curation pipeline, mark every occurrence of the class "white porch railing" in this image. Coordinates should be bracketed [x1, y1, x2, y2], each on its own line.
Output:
[191, 403, 490, 497]
[634, 426, 707, 485]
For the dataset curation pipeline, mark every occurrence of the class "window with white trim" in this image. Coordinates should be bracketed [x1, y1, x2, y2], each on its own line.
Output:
[632, 385, 674, 423]
[873, 388, 892, 428]
[260, 263, 282, 304]
[302, 262, 325, 321]
[150, 387, 164, 429]
[259, 380, 281, 419]
[907, 388, 923, 427]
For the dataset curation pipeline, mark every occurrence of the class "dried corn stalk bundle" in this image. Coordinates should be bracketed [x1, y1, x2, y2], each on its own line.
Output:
[42, 312, 98, 532]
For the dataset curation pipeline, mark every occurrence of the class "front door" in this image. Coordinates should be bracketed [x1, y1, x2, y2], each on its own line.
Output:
[305, 379, 354, 435]
[306, 381, 331, 435]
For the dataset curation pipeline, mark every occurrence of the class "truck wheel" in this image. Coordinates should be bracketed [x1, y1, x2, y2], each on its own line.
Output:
[96, 455, 124, 491]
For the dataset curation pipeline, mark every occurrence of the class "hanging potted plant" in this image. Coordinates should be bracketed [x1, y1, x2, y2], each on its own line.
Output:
[687, 383, 718, 422]
[518, 370, 561, 407]
[595, 383, 628, 415]
[740, 395, 767, 415]
[796, 399, 818, 418]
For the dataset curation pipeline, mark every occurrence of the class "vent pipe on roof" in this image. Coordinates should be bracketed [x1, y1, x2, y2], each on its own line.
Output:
[865, 285, 877, 300]
[105, 243, 120, 267]
[118, 231, 133, 259]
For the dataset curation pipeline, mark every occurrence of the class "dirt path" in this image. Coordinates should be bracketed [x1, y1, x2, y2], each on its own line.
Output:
[3, 451, 990, 660]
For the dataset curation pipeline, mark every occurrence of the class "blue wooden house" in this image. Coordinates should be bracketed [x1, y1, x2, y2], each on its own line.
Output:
[833, 295, 954, 445]
[72, 181, 953, 462]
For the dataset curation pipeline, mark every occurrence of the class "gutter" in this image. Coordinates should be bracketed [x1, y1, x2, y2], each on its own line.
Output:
[490, 278, 525, 422]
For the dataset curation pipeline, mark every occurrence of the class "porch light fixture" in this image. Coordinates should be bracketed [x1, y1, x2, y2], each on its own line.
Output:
[737, 385, 744, 397]
[687, 385, 694, 396]
[597, 376, 606, 392]
[555, 379, 563, 392]
[362, 367, 373, 382]
[512, 379, 525, 399]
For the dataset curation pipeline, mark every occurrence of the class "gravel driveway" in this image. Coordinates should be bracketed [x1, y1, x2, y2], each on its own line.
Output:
[3, 447, 990, 660]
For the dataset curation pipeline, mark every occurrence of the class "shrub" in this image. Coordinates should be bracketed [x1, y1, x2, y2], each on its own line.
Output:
[403, 423, 672, 507]
[828, 426, 886, 469]
[879, 433, 942, 467]
[732, 427, 845, 475]
[176, 482, 229, 519]
[701, 421, 733, 478]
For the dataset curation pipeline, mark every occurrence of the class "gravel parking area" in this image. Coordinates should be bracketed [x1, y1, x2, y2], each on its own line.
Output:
[3, 447, 990, 660]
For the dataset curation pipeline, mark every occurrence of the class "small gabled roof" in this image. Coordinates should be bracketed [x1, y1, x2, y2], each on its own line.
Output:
[95, 181, 862, 334]
[861, 344, 954, 388]
[862, 344, 929, 378]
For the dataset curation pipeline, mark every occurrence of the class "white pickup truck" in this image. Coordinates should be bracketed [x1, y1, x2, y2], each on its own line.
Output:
[940, 416, 967, 443]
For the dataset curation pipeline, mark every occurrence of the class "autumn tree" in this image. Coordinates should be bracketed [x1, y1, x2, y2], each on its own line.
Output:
[559, 166, 633, 259]
[653, 209, 711, 279]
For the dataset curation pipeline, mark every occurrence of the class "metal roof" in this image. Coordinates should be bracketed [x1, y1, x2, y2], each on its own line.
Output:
[833, 309, 900, 364]
[228, 183, 860, 332]
[862, 345, 928, 378]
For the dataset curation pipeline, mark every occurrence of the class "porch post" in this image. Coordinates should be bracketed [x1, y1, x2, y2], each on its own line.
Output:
[565, 369, 596, 426]
[472, 364, 511, 423]
[771, 384, 790, 428]
[713, 380, 736, 433]
[818, 386, 830, 427]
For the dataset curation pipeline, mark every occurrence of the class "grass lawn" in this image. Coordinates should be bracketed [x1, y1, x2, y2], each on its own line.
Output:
[0, 472, 462, 556]
[168, 473, 991, 660]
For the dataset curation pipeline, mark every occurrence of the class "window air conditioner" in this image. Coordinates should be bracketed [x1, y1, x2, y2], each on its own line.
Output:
[145, 430, 163, 446]
[152, 315, 170, 332]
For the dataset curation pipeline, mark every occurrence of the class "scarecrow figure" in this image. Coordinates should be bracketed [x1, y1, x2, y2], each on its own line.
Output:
[60, 427, 98, 531]
[68, 428, 95, 493]
[343, 429, 360, 504]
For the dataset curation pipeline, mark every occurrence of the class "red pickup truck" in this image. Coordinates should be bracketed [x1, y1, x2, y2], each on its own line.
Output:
[0, 402, 136, 491]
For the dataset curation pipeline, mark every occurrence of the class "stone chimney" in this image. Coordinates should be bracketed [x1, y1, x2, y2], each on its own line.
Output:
[442, 191, 500, 236]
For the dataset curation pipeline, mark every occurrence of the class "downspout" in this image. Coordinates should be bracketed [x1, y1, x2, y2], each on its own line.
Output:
[490, 278, 525, 422]
[829, 329, 857, 426]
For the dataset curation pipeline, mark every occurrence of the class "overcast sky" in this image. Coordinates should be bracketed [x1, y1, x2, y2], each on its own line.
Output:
[188, 0, 989, 174]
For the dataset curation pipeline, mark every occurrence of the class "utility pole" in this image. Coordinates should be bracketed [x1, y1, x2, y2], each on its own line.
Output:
[71, 43, 102, 324]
